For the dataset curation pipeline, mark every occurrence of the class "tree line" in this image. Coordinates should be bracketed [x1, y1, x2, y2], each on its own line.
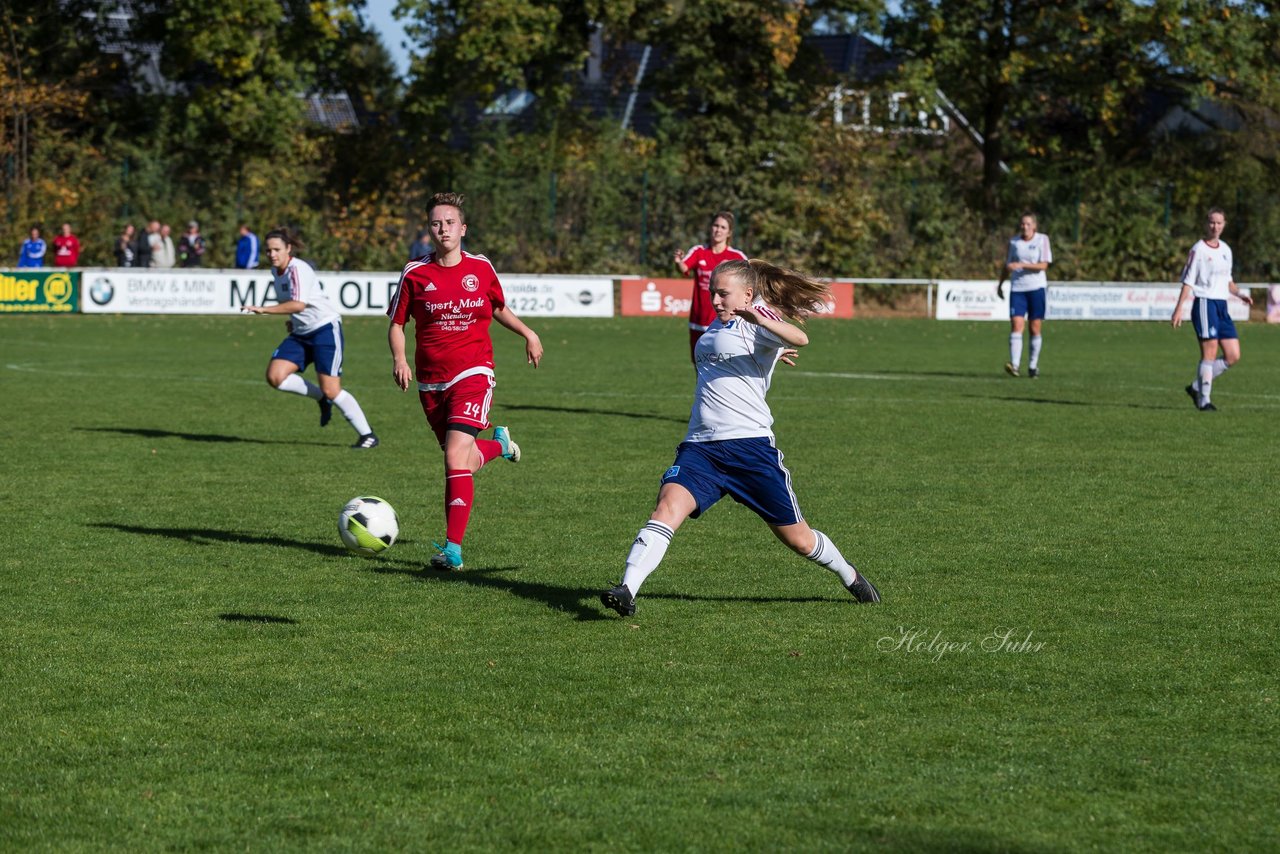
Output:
[3, 1, 1277, 281]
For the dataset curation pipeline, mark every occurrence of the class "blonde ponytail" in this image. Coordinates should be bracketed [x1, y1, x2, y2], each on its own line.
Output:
[712, 258, 830, 322]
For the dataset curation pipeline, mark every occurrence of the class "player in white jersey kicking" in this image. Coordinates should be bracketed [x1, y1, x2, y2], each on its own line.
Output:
[600, 259, 880, 617]
[242, 227, 378, 448]
[1171, 207, 1252, 411]
[997, 213, 1052, 378]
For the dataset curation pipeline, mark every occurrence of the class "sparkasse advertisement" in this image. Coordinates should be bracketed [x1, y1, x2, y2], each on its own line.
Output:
[620, 277, 855, 318]
[0, 270, 78, 313]
[79, 269, 614, 317]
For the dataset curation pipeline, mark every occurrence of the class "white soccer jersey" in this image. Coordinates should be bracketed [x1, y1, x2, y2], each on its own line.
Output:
[685, 302, 788, 443]
[273, 257, 340, 335]
[1007, 233, 1052, 292]
[1181, 239, 1233, 300]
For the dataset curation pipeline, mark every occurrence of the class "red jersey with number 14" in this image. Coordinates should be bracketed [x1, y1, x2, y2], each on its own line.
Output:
[387, 251, 507, 385]
[681, 244, 748, 331]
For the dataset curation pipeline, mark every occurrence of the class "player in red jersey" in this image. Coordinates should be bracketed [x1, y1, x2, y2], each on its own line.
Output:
[387, 192, 544, 570]
[675, 210, 748, 362]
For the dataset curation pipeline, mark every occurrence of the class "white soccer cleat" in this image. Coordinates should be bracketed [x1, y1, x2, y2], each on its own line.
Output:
[493, 426, 520, 462]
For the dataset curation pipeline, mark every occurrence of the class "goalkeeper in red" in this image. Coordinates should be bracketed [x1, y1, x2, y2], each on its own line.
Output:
[387, 192, 544, 570]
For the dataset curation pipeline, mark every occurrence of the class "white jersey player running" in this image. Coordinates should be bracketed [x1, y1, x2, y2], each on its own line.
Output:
[242, 227, 378, 447]
[1171, 207, 1253, 411]
[600, 258, 881, 617]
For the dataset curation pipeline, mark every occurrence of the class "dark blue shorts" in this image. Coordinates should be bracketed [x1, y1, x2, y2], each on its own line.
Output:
[662, 438, 802, 526]
[1010, 288, 1046, 320]
[1191, 297, 1237, 341]
[272, 320, 344, 376]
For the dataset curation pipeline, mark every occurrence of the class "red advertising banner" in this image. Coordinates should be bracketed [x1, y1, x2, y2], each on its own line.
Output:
[620, 278, 854, 318]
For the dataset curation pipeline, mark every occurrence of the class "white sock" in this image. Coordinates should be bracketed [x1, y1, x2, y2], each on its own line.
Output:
[1009, 333, 1023, 368]
[331, 390, 373, 436]
[277, 373, 322, 400]
[1198, 360, 1214, 405]
[1193, 359, 1230, 390]
[1029, 335, 1043, 370]
[807, 529, 857, 587]
[620, 520, 674, 595]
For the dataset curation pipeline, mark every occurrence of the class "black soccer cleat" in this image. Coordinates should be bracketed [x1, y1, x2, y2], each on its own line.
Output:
[845, 570, 881, 604]
[352, 432, 379, 449]
[1185, 384, 1199, 407]
[1198, 402, 1218, 412]
[319, 397, 333, 427]
[1028, 367, 1039, 378]
[600, 584, 636, 617]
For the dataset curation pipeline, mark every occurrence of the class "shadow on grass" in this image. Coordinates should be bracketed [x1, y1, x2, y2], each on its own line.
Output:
[367, 563, 613, 622]
[90, 521, 613, 621]
[76, 426, 332, 447]
[219, 613, 298, 625]
[90, 522, 350, 558]
[91, 523, 837, 620]
[504, 403, 686, 424]
[966, 393, 1177, 411]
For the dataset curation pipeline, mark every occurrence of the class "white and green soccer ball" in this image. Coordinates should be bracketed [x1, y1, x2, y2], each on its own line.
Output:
[338, 496, 399, 556]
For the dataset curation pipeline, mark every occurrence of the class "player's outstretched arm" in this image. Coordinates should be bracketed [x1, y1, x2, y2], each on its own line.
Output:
[242, 299, 306, 315]
[388, 321, 413, 391]
[492, 305, 544, 367]
[733, 307, 809, 348]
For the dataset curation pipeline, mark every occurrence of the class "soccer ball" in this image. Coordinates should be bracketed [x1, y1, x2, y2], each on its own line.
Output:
[338, 496, 399, 556]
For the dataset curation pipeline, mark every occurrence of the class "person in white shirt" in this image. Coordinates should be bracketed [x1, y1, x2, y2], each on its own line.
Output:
[242, 227, 378, 448]
[600, 258, 880, 617]
[1171, 207, 1253, 411]
[997, 213, 1052, 377]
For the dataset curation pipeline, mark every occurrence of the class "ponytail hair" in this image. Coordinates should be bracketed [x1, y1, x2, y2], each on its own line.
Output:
[711, 258, 830, 323]
[265, 226, 305, 254]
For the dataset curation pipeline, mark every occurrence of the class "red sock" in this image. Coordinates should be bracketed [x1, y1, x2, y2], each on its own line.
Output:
[476, 438, 503, 466]
[444, 469, 474, 545]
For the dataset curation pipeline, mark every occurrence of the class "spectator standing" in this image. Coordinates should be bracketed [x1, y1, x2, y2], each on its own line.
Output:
[114, 224, 137, 267]
[153, 224, 176, 268]
[145, 220, 162, 267]
[18, 226, 47, 268]
[408, 228, 429, 259]
[236, 225, 260, 269]
[177, 220, 207, 267]
[52, 223, 80, 267]
[134, 220, 154, 269]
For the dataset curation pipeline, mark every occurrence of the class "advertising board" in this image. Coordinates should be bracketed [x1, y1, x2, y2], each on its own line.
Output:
[79, 269, 613, 317]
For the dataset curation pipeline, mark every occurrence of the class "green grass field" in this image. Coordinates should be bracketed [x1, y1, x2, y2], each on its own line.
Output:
[2, 313, 1277, 852]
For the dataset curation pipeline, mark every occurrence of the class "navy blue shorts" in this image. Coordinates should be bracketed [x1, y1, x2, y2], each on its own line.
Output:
[272, 320, 344, 376]
[1010, 288, 1046, 320]
[662, 438, 803, 526]
[1191, 297, 1237, 341]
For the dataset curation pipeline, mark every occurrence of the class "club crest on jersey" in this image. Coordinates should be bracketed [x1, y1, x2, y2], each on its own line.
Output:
[461, 274, 480, 292]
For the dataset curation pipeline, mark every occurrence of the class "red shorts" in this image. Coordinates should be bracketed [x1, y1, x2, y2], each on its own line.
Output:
[418, 373, 495, 447]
